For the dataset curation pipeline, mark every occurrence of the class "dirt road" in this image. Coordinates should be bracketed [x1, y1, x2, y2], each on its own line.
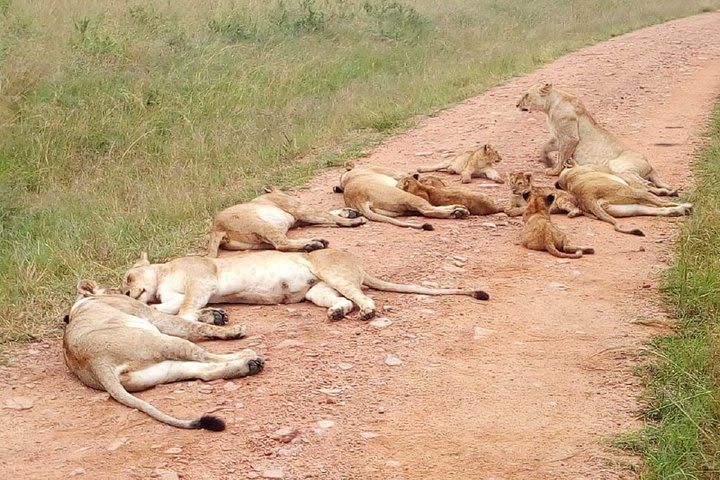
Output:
[2, 12, 720, 480]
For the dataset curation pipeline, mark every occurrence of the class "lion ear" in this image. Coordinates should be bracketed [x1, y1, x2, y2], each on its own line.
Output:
[262, 185, 275, 194]
[545, 193, 556, 206]
[522, 191, 531, 201]
[483, 144, 490, 153]
[539, 83, 553, 94]
[344, 160, 356, 171]
[132, 252, 150, 268]
[412, 172, 420, 180]
[524, 172, 532, 182]
[77, 279, 100, 297]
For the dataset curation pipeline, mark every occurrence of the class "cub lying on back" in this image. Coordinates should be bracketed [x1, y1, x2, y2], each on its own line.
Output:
[396, 174, 505, 216]
[416, 144, 504, 184]
[208, 186, 365, 257]
[521, 189, 594, 259]
[63, 281, 263, 431]
[516, 82, 676, 196]
[507, 171, 581, 217]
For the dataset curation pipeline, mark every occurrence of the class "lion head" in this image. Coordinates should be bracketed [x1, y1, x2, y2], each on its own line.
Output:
[121, 252, 159, 304]
[516, 83, 553, 112]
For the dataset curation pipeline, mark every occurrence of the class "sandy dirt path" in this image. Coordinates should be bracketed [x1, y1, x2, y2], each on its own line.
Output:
[2, 12, 720, 480]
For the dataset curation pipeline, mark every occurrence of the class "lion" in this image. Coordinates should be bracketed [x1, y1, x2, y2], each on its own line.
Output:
[335, 163, 470, 229]
[516, 83, 677, 196]
[416, 144, 504, 184]
[63, 281, 263, 431]
[556, 164, 692, 236]
[520, 189, 594, 259]
[396, 174, 505, 216]
[507, 171, 582, 217]
[121, 249, 489, 322]
[207, 186, 365, 257]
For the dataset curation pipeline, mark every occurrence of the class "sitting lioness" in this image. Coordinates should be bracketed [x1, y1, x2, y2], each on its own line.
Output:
[507, 171, 581, 217]
[122, 249, 489, 322]
[208, 186, 365, 257]
[416, 144, 505, 184]
[337, 163, 470, 229]
[63, 281, 263, 431]
[516, 83, 677, 196]
[520, 189, 594, 259]
[556, 164, 692, 236]
[396, 174, 505, 216]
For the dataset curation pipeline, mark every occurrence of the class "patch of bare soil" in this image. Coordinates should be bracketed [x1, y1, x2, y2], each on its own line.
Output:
[3, 12, 720, 480]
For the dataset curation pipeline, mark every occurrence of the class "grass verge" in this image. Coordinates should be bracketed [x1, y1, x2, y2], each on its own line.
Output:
[1, 0, 719, 345]
[627, 103, 720, 478]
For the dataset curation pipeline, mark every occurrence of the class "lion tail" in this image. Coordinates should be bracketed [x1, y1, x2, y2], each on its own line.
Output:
[354, 201, 434, 230]
[362, 274, 489, 301]
[93, 364, 225, 431]
[585, 201, 644, 236]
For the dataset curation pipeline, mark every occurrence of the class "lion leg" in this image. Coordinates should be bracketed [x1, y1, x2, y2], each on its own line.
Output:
[561, 243, 595, 255]
[416, 159, 451, 173]
[295, 207, 365, 228]
[546, 134, 578, 176]
[304, 282, 354, 321]
[604, 204, 693, 218]
[261, 229, 328, 253]
[647, 170, 678, 196]
[207, 231, 226, 258]
[540, 137, 558, 167]
[481, 167, 505, 184]
[585, 201, 645, 236]
[146, 310, 245, 340]
[460, 167, 473, 184]
[408, 197, 469, 219]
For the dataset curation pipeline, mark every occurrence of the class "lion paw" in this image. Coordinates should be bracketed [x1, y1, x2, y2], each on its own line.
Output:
[198, 308, 229, 326]
[451, 207, 470, 218]
[359, 308, 376, 321]
[327, 307, 346, 321]
[303, 239, 329, 252]
[339, 207, 362, 219]
[247, 358, 265, 376]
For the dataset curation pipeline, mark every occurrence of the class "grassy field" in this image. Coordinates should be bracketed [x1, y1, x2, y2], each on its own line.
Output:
[1, 0, 718, 344]
[616, 104, 720, 478]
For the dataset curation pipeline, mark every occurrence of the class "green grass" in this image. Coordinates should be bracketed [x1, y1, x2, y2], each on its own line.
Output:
[622, 104, 720, 478]
[1, 0, 718, 344]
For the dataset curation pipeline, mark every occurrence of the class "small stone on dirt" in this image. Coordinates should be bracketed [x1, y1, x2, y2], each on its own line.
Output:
[473, 326, 495, 339]
[223, 381, 240, 392]
[261, 469, 285, 479]
[452, 255, 468, 262]
[4, 396, 34, 410]
[481, 222, 497, 228]
[338, 362, 354, 370]
[385, 355, 402, 366]
[275, 339, 304, 349]
[414, 151, 433, 157]
[369, 317, 392, 328]
[316, 419, 335, 429]
[198, 386, 214, 394]
[549, 282, 568, 290]
[386, 460, 402, 468]
[360, 431, 380, 439]
[418, 309, 435, 316]
[107, 437, 128, 451]
[164, 447, 182, 454]
[152, 469, 179, 480]
[270, 427, 298, 443]
[70, 467, 86, 476]
[318, 387, 343, 396]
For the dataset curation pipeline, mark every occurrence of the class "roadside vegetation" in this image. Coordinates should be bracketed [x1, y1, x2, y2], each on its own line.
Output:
[617, 105, 720, 478]
[1, 0, 717, 344]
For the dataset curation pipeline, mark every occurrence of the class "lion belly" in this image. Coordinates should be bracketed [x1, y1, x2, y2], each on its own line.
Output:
[255, 206, 296, 230]
[211, 253, 317, 305]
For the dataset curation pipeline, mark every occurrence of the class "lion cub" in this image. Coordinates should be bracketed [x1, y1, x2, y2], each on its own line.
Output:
[521, 189, 594, 259]
[397, 174, 505, 216]
[417, 144, 504, 184]
[507, 171, 581, 217]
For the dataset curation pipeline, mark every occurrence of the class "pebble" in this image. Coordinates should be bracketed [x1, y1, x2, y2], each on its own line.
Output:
[198, 386, 214, 394]
[360, 431, 380, 439]
[316, 419, 335, 429]
[384, 355, 402, 366]
[481, 222, 497, 228]
[337, 362, 354, 370]
[275, 339, 304, 349]
[386, 460, 402, 468]
[70, 467, 86, 476]
[106, 437, 128, 451]
[414, 151, 433, 157]
[418, 309, 435, 316]
[164, 447, 182, 454]
[270, 427, 298, 443]
[223, 381, 240, 392]
[277, 446, 302, 457]
[452, 255, 468, 262]
[473, 326, 495, 339]
[317, 387, 343, 396]
[152, 469, 179, 480]
[4, 396, 34, 410]
[369, 317, 392, 328]
[261, 469, 285, 479]
[246, 473, 260, 479]
[549, 282, 568, 290]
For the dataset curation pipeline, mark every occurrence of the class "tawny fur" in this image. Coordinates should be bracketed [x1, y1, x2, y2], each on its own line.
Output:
[516, 83, 677, 196]
[208, 186, 365, 256]
[337, 163, 470, 229]
[63, 281, 263, 431]
[396, 175, 504, 215]
[416, 144, 505, 184]
[520, 190, 594, 259]
[122, 250, 489, 323]
[506, 171, 581, 217]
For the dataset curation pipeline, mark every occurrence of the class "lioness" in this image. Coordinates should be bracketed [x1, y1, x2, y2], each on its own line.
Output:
[396, 174, 505, 216]
[556, 164, 692, 236]
[337, 163, 470, 229]
[416, 144, 504, 184]
[520, 189, 594, 259]
[208, 186, 365, 257]
[516, 83, 677, 196]
[63, 281, 263, 431]
[507, 171, 581, 217]
[122, 249, 489, 322]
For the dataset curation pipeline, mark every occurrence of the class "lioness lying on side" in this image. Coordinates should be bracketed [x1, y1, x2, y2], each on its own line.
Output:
[336, 163, 470, 229]
[556, 164, 692, 236]
[63, 281, 263, 431]
[517, 83, 677, 196]
[416, 144, 505, 184]
[122, 249, 488, 322]
[520, 189, 594, 259]
[396, 174, 505, 216]
[507, 171, 581, 217]
[208, 186, 365, 257]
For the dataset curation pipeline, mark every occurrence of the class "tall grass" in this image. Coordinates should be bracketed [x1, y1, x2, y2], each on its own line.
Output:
[624, 105, 720, 478]
[1, 0, 718, 344]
